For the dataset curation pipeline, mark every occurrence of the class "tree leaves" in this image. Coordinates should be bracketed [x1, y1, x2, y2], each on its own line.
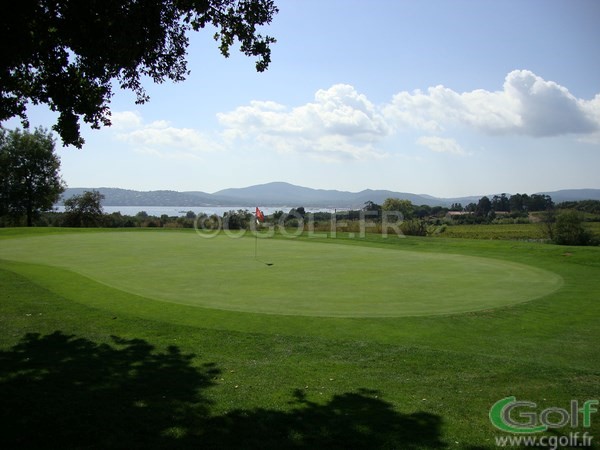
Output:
[0, 0, 278, 148]
[0, 127, 65, 226]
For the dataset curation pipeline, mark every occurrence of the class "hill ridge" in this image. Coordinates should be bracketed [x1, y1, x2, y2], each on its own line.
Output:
[59, 183, 600, 208]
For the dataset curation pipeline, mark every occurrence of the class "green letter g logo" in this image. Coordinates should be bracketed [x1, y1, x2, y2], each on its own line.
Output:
[489, 396, 547, 434]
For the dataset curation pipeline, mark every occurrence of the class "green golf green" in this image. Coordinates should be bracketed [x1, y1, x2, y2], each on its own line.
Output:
[0, 231, 562, 317]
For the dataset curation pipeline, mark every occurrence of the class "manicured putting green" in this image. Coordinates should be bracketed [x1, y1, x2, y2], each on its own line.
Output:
[1, 232, 563, 317]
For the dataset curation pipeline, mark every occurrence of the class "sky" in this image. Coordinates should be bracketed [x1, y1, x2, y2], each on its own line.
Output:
[4, 0, 600, 198]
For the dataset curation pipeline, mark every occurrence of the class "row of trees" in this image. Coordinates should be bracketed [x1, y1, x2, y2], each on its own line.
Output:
[556, 200, 600, 215]
[363, 194, 556, 222]
[460, 193, 555, 217]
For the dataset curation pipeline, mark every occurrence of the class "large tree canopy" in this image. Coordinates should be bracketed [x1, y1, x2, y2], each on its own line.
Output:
[0, 0, 278, 148]
[0, 127, 65, 226]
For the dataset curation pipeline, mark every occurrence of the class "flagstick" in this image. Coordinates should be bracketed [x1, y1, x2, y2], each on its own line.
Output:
[254, 208, 273, 266]
[255, 225, 258, 260]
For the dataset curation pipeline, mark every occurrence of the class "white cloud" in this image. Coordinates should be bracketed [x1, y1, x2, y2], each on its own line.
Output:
[217, 84, 391, 161]
[111, 71, 599, 164]
[110, 111, 143, 129]
[384, 70, 600, 137]
[416, 136, 467, 156]
[504, 70, 597, 136]
[114, 114, 223, 159]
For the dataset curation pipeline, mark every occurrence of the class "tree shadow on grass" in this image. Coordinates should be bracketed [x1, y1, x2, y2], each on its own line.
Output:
[199, 388, 447, 450]
[0, 331, 446, 449]
[0, 331, 218, 449]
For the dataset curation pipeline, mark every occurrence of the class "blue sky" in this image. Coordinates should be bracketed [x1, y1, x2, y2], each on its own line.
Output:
[4, 0, 600, 197]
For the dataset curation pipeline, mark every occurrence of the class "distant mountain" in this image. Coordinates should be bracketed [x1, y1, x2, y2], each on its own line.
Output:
[214, 182, 344, 205]
[59, 184, 600, 208]
[59, 188, 239, 207]
[214, 182, 450, 207]
[536, 189, 600, 203]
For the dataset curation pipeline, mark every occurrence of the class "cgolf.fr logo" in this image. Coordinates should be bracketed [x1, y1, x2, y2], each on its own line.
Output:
[489, 396, 598, 434]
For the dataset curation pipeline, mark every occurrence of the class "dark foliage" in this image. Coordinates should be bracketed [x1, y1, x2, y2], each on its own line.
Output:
[557, 200, 600, 216]
[0, 127, 65, 226]
[1, 0, 278, 147]
[63, 189, 105, 227]
[553, 210, 593, 246]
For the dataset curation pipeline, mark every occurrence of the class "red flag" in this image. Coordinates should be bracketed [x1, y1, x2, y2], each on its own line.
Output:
[255, 207, 265, 223]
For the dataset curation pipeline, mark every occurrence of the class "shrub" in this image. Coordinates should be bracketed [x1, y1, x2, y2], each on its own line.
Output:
[401, 219, 428, 236]
[553, 210, 592, 246]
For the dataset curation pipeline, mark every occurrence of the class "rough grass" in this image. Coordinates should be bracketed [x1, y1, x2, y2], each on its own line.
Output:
[0, 228, 599, 449]
[438, 222, 600, 241]
[438, 223, 548, 240]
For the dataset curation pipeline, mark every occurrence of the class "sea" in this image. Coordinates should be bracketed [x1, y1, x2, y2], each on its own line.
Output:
[53, 205, 336, 217]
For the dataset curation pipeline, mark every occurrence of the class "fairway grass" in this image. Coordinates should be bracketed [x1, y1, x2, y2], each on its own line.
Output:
[0, 232, 562, 317]
[1, 228, 598, 449]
